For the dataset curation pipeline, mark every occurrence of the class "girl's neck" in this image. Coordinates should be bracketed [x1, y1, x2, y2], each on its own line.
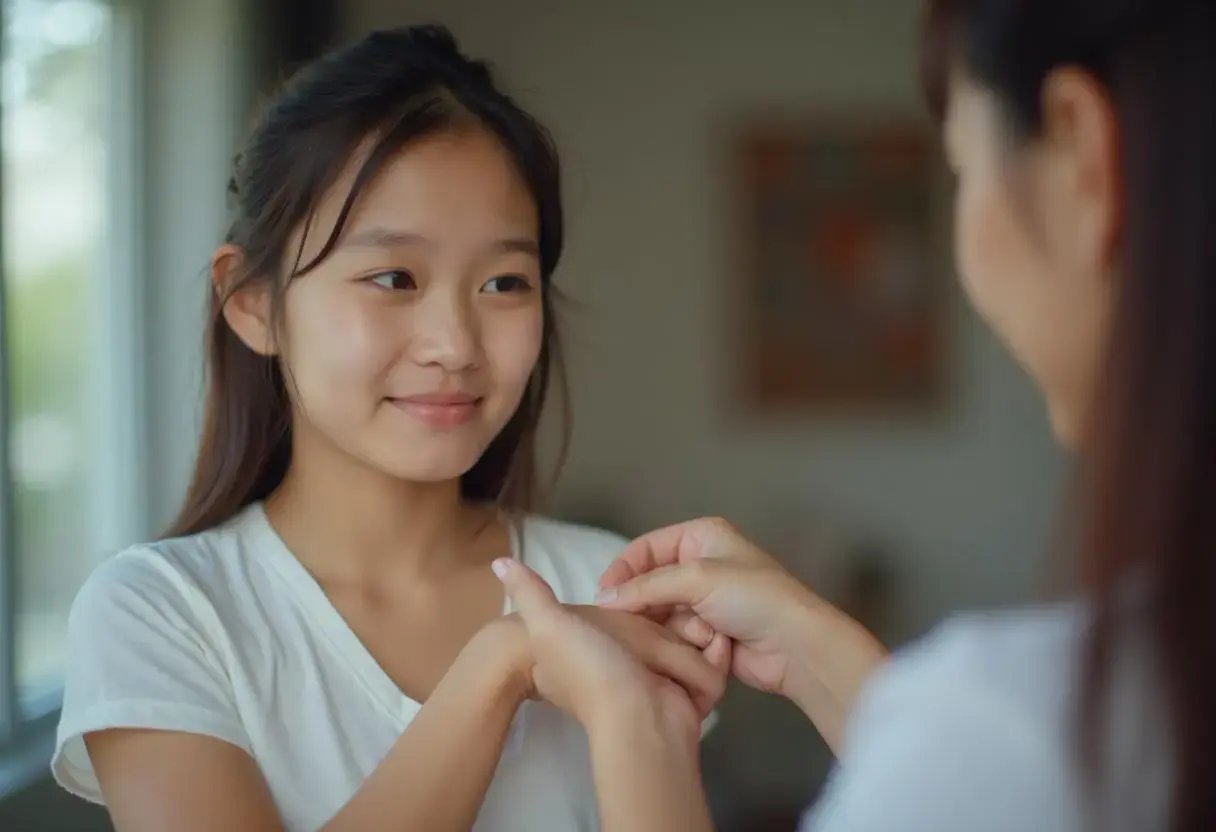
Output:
[263, 429, 501, 585]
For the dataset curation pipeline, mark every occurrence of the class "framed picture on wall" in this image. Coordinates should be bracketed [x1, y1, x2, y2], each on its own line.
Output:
[732, 120, 947, 413]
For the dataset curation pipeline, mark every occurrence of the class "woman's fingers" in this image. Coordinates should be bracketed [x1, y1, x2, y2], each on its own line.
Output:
[664, 612, 732, 713]
[599, 517, 748, 591]
[703, 631, 732, 676]
[612, 614, 725, 718]
[664, 609, 715, 649]
[598, 522, 696, 590]
[597, 562, 718, 614]
[598, 518, 736, 589]
[647, 638, 725, 718]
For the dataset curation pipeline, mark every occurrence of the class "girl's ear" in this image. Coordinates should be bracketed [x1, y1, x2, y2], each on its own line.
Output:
[212, 244, 277, 356]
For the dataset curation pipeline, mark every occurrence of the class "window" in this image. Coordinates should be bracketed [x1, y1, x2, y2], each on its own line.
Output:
[1, 0, 142, 751]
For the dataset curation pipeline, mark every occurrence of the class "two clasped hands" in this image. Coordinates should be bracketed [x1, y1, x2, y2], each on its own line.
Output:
[490, 517, 888, 831]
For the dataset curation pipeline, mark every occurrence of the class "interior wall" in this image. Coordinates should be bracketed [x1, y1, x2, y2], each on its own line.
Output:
[342, 0, 1067, 635]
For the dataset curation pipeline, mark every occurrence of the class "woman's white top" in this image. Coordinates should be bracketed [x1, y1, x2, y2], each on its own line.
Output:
[54, 503, 629, 831]
[805, 603, 1170, 831]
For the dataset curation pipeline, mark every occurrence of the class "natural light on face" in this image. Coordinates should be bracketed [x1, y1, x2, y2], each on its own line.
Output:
[278, 129, 545, 485]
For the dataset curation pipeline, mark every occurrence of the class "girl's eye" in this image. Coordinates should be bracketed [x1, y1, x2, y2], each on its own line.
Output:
[483, 275, 533, 294]
[369, 271, 416, 290]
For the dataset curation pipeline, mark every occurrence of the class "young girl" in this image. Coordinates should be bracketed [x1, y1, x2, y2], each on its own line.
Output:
[51, 26, 726, 832]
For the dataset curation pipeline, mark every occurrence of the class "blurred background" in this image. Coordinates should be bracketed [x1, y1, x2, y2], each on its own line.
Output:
[0, 0, 1065, 829]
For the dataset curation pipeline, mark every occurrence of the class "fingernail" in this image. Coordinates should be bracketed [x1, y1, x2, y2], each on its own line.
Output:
[492, 558, 512, 580]
[595, 588, 618, 605]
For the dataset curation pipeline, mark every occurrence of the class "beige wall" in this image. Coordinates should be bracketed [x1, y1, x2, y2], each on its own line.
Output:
[342, 0, 1067, 639]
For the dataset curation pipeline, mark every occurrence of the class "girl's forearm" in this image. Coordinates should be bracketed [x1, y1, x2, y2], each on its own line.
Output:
[586, 693, 713, 832]
[321, 621, 528, 831]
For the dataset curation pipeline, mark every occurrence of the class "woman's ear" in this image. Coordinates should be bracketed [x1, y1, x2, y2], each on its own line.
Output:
[1038, 67, 1123, 280]
[212, 244, 277, 356]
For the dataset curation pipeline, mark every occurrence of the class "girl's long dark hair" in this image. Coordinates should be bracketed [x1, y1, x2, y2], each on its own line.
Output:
[168, 25, 568, 538]
[923, 2, 1216, 829]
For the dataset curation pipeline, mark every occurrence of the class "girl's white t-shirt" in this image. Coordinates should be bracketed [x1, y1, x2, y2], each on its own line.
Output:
[53, 504, 629, 831]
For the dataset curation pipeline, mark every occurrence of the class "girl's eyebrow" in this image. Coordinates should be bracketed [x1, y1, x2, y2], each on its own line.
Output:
[339, 227, 539, 257]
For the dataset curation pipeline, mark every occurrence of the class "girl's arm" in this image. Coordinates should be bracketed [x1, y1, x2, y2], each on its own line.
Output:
[88, 609, 724, 832]
[493, 558, 716, 832]
[88, 618, 531, 832]
[586, 692, 714, 832]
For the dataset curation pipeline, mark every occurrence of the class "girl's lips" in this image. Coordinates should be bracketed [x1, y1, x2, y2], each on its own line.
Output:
[387, 395, 482, 428]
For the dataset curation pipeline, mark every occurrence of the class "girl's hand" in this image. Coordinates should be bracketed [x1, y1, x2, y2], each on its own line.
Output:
[491, 558, 728, 737]
[570, 604, 730, 718]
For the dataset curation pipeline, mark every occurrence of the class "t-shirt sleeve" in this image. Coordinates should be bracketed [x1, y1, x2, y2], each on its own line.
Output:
[800, 623, 1078, 832]
[52, 550, 252, 804]
[521, 519, 629, 605]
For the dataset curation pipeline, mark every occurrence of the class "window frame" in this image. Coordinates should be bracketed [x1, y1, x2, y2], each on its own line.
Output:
[0, 0, 286, 798]
[0, 38, 14, 744]
[0, 0, 145, 777]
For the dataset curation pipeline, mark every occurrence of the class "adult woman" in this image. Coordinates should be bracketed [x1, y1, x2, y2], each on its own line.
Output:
[496, 2, 1216, 830]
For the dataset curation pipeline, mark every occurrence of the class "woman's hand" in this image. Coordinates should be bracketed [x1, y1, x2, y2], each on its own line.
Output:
[597, 517, 888, 753]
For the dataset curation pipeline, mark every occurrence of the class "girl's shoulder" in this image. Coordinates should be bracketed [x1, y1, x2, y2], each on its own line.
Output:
[54, 510, 266, 804]
[515, 514, 629, 555]
[513, 515, 630, 604]
[71, 504, 270, 630]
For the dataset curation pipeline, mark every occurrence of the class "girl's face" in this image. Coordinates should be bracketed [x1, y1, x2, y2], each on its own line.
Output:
[275, 129, 544, 485]
[944, 71, 1119, 447]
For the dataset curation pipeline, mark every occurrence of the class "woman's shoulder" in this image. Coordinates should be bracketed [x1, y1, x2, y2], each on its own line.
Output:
[899, 604, 1085, 695]
[864, 604, 1086, 745]
[809, 605, 1088, 830]
[514, 515, 630, 604]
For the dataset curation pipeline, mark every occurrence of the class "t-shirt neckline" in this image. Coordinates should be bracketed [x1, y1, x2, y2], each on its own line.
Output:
[240, 502, 522, 724]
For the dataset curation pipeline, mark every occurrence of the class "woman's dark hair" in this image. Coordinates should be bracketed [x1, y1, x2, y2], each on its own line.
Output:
[168, 25, 567, 537]
[923, 2, 1216, 830]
